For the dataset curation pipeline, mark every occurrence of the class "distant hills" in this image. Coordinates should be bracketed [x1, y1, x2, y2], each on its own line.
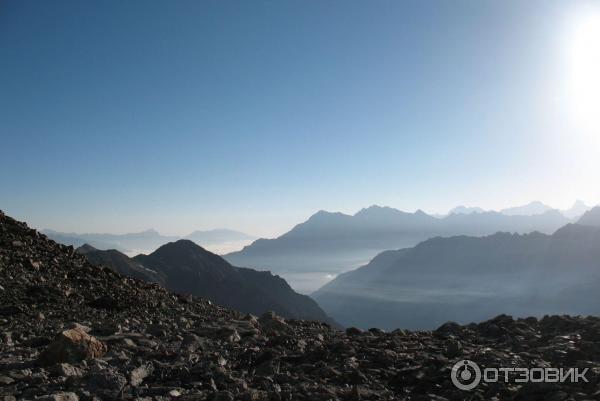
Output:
[41, 230, 128, 251]
[560, 200, 592, 219]
[312, 207, 600, 330]
[43, 228, 255, 256]
[225, 203, 587, 292]
[449, 205, 485, 214]
[499, 201, 553, 216]
[449, 200, 591, 217]
[78, 241, 335, 325]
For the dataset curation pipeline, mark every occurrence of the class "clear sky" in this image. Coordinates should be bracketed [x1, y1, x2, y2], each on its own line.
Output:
[1, 0, 599, 237]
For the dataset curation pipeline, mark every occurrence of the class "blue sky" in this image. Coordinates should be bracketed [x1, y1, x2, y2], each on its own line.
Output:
[1, 0, 599, 236]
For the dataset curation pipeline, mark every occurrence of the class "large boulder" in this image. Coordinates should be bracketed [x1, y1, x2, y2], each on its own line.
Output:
[38, 326, 107, 365]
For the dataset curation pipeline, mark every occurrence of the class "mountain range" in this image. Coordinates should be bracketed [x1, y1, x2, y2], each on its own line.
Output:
[450, 200, 590, 217]
[42, 201, 594, 294]
[312, 207, 600, 330]
[4, 209, 598, 399]
[225, 202, 589, 292]
[43, 227, 255, 256]
[78, 240, 335, 325]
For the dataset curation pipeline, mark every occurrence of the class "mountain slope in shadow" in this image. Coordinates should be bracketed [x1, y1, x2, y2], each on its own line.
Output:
[78, 240, 335, 325]
[78, 244, 161, 283]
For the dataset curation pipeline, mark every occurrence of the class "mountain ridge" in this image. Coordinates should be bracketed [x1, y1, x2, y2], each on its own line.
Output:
[577, 206, 600, 227]
[313, 213, 600, 330]
[43, 226, 256, 256]
[78, 239, 336, 325]
[225, 204, 573, 292]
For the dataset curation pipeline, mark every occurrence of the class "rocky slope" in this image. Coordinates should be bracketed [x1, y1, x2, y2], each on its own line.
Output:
[1, 211, 600, 400]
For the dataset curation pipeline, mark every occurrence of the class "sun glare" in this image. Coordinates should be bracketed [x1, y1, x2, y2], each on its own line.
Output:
[568, 9, 600, 136]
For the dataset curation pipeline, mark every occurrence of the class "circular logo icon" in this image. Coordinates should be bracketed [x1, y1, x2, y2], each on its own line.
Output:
[451, 360, 481, 390]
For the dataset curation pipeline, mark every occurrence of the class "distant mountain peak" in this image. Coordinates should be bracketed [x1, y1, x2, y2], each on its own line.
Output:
[355, 206, 382, 215]
[562, 200, 592, 219]
[307, 210, 350, 221]
[155, 239, 207, 252]
[354, 205, 412, 218]
[356, 205, 393, 213]
[500, 201, 553, 216]
[76, 243, 98, 254]
[449, 206, 485, 215]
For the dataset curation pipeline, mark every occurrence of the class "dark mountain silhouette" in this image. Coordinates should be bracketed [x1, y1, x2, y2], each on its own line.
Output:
[313, 218, 600, 330]
[78, 239, 334, 324]
[225, 205, 571, 292]
[77, 244, 160, 283]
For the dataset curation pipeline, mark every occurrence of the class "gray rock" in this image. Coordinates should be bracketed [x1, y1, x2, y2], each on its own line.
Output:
[130, 363, 154, 387]
[36, 393, 79, 401]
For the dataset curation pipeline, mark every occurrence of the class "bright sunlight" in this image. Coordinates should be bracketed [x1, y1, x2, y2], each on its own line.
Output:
[568, 8, 600, 136]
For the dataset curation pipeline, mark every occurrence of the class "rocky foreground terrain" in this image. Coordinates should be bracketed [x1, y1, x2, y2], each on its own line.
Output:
[1, 211, 600, 401]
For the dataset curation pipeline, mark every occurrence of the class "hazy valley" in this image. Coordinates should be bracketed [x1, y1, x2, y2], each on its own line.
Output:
[225, 202, 590, 293]
[314, 207, 600, 329]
